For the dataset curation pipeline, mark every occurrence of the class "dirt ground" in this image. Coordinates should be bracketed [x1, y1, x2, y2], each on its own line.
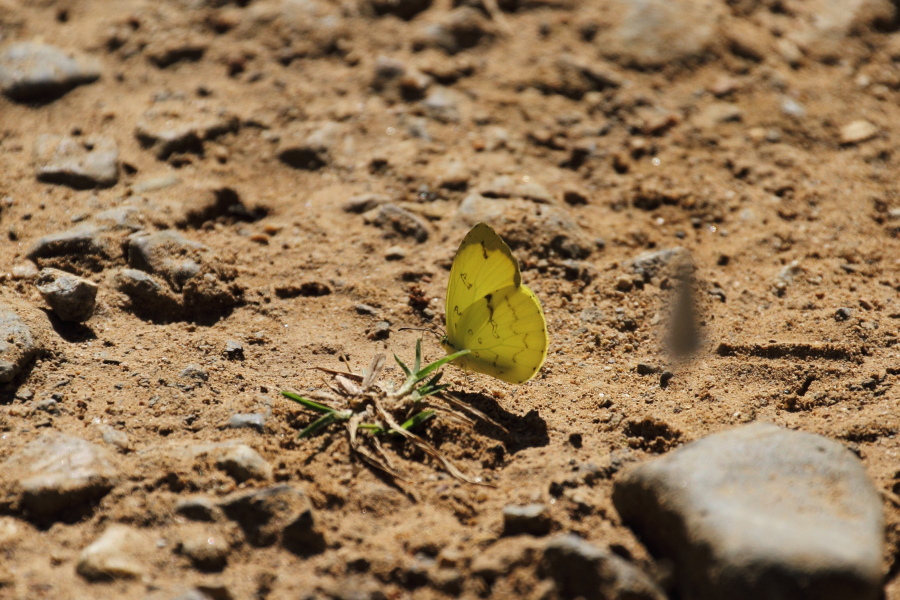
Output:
[1, 0, 900, 598]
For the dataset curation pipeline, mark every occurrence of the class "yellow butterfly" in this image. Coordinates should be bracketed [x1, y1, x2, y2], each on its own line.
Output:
[441, 223, 548, 384]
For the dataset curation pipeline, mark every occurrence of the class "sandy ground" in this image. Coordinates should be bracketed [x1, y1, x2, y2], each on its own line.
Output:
[1, 0, 900, 598]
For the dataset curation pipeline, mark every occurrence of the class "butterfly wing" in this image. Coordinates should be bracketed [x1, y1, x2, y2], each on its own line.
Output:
[447, 284, 548, 384]
[445, 223, 520, 342]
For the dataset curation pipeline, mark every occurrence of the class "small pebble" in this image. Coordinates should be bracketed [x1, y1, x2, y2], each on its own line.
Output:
[636, 363, 659, 376]
[178, 527, 230, 572]
[215, 444, 273, 483]
[176, 496, 221, 522]
[502, 504, 552, 537]
[368, 320, 391, 340]
[224, 340, 244, 360]
[0, 42, 101, 102]
[615, 276, 633, 292]
[840, 120, 879, 145]
[834, 307, 853, 321]
[385, 245, 407, 260]
[35, 268, 98, 322]
[354, 303, 378, 315]
[226, 413, 266, 433]
[76, 525, 149, 581]
[180, 364, 209, 381]
[100, 425, 132, 453]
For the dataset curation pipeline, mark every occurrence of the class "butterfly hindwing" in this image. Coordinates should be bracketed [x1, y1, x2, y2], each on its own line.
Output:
[451, 284, 547, 384]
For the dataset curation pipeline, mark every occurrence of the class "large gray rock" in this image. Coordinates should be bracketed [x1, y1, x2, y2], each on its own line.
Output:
[0, 432, 121, 520]
[612, 422, 884, 600]
[0, 41, 101, 101]
[0, 303, 41, 383]
[33, 134, 119, 189]
[35, 267, 98, 322]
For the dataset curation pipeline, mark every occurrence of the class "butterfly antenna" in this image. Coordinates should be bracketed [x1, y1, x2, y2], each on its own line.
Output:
[398, 327, 443, 341]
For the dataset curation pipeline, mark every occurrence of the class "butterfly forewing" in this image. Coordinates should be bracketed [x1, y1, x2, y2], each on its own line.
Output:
[445, 223, 520, 340]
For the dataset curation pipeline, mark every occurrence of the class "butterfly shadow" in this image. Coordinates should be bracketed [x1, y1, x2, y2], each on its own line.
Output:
[453, 392, 549, 454]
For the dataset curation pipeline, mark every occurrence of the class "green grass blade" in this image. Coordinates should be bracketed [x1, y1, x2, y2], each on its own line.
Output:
[400, 410, 436, 430]
[413, 349, 469, 382]
[393, 353, 412, 377]
[357, 410, 436, 436]
[297, 411, 343, 438]
[418, 383, 450, 399]
[281, 390, 336, 414]
[414, 338, 422, 373]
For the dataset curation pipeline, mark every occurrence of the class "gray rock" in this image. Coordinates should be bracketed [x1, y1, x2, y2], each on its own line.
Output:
[177, 525, 229, 572]
[277, 121, 341, 170]
[180, 364, 208, 382]
[0, 432, 120, 519]
[781, 97, 806, 118]
[0, 41, 101, 102]
[412, 7, 491, 55]
[145, 35, 207, 69]
[33, 134, 118, 189]
[0, 303, 41, 383]
[26, 223, 120, 266]
[363, 203, 429, 243]
[215, 443, 272, 483]
[99, 425, 132, 453]
[692, 102, 742, 129]
[840, 119, 879, 145]
[219, 485, 325, 554]
[35, 267, 98, 322]
[93, 205, 145, 231]
[175, 496, 221, 522]
[32, 397, 59, 414]
[502, 504, 552, 537]
[454, 193, 514, 224]
[384, 245, 406, 260]
[479, 176, 555, 204]
[128, 230, 205, 292]
[631, 247, 690, 282]
[421, 86, 465, 123]
[135, 105, 239, 160]
[612, 422, 884, 600]
[370, 56, 431, 102]
[113, 268, 183, 318]
[600, 0, 723, 69]
[226, 413, 266, 432]
[342, 193, 392, 214]
[76, 524, 149, 581]
[223, 340, 244, 360]
[531, 53, 624, 99]
[789, 0, 897, 62]
[542, 533, 666, 600]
